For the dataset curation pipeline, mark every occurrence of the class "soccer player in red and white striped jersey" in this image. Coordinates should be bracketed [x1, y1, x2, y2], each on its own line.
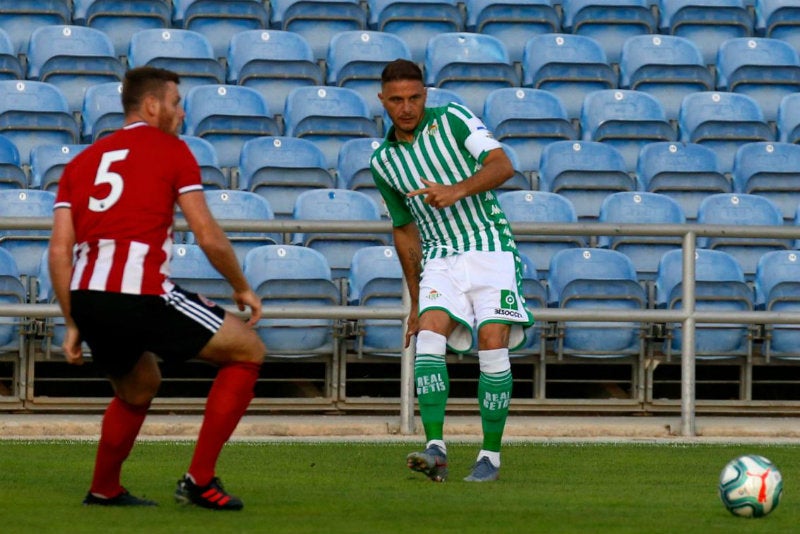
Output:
[49, 67, 265, 510]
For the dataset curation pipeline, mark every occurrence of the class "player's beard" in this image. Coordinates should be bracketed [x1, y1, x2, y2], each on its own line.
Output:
[157, 111, 181, 137]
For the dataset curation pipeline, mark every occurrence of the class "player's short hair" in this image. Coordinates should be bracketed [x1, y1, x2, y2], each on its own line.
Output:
[381, 59, 423, 86]
[122, 67, 181, 114]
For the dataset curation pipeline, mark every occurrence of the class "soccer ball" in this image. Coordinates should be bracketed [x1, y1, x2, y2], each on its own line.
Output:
[718, 454, 783, 518]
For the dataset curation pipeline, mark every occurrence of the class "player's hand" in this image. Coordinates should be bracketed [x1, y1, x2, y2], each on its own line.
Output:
[407, 179, 461, 209]
[62, 324, 84, 366]
[234, 288, 262, 328]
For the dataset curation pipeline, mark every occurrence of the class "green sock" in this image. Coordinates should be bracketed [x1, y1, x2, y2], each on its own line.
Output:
[478, 370, 512, 452]
[415, 353, 449, 441]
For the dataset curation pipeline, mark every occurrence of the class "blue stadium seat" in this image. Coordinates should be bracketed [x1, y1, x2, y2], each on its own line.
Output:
[291, 188, 387, 279]
[656, 248, 753, 359]
[270, 0, 367, 61]
[0, 189, 55, 277]
[733, 142, 800, 221]
[580, 89, 676, 172]
[26, 25, 125, 113]
[367, 0, 464, 63]
[547, 248, 647, 358]
[227, 30, 323, 119]
[0, 80, 79, 166]
[522, 33, 617, 120]
[170, 243, 233, 303]
[561, 0, 657, 64]
[463, 0, 561, 64]
[239, 136, 336, 219]
[515, 252, 548, 353]
[777, 92, 800, 145]
[283, 86, 381, 170]
[0, 248, 26, 349]
[754, 249, 800, 359]
[172, 0, 269, 60]
[72, 0, 171, 58]
[756, 0, 800, 52]
[243, 244, 341, 356]
[678, 91, 773, 173]
[716, 37, 800, 122]
[658, 0, 754, 65]
[327, 31, 411, 118]
[183, 84, 280, 170]
[637, 142, 730, 220]
[597, 192, 686, 280]
[0, 29, 23, 81]
[496, 190, 586, 277]
[347, 245, 404, 356]
[538, 141, 637, 220]
[336, 137, 387, 217]
[497, 143, 535, 192]
[81, 82, 123, 143]
[484, 88, 577, 177]
[29, 144, 87, 192]
[697, 193, 789, 278]
[180, 135, 228, 190]
[0, 1, 71, 55]
[128, 29, 225, 96]
[424, 32, 519, 118]
[184, 190, 281, 263]
[619, 34, 713, 121]
[0, 136, 27, 190]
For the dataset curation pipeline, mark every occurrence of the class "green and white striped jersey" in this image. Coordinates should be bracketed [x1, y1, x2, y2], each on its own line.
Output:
[370, 103, 518, 264]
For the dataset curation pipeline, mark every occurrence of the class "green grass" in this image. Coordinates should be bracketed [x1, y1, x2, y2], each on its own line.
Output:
[1, 440, 798, 533]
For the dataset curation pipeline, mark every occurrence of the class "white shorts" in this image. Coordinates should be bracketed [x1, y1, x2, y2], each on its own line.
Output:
[419, 250, 534, 353]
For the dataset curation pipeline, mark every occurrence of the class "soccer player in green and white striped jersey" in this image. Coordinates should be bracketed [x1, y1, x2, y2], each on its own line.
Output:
[371, 59, 534, 483]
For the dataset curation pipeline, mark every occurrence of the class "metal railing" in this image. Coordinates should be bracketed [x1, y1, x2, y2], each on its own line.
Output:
[4, 216, 800, 436]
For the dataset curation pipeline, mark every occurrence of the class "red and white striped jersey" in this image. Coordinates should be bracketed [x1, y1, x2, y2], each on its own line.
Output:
[54, 122, 203, 295]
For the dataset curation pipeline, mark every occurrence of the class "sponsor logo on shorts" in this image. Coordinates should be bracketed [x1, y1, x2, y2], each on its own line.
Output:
[494, 308, 524, 319]
[500, 290, 517, 310]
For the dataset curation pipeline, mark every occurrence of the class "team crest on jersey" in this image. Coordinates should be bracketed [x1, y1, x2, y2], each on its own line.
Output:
[426, 289, 442, 301]
[425, 123, 439, 136]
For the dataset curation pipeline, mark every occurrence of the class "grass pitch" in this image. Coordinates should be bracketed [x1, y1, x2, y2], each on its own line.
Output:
[1, 440, 798, 533]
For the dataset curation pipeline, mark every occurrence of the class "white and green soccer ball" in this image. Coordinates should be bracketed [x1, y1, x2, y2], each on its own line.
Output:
[719, 454, 783, 518]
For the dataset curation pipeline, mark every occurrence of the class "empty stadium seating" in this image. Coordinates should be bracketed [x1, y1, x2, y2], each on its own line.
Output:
[547, 247, 647, 360]
[464, 0, 561, 64]
[26, 25, 125, 113]
[243, 244, 341, 356]
[336, 137, 387, 217]
[283, 86, 380, 169]
[777, 93, 800, 144]
[597, 191, 686, 280]
[0, 136, 28, 190]
[678, 91, 773, 173]
[0, 189, 55, 277]
[238, 135, 336, 218]
[756, 0, 800, 52]
[522, 33, 617, 120]
[180, 135, 228, 190]
[539, 140, 637, 220]
[291, 188, 387, 279]
[561, 0, 657, 64]
[0, 1, 71, 55]
[270, 0, 367, 61]
[580, 89, 676, 172]
[484, 88, 577, 177]
[327, 30, 411, 118]
[183, 84, 280, 170]
[172, 0, 269, 60]
[81, 82, 123, 143]
[227, 30, 323, 119]
[732, 141, 800, 222]
[0, 80, 79, 166]
[29, 144, 87, 192]
[73, 0, 172, 58]
[0, 29, 23, 81]
[754, 249, 800, 359]
[637, 141, 731, 220]
[170, 242, 232, 303]
[619, 34, 713, 121]
[716, 37, 800, 123]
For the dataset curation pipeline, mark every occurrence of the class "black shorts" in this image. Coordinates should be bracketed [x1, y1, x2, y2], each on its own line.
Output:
[70, 286, 226, 378]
